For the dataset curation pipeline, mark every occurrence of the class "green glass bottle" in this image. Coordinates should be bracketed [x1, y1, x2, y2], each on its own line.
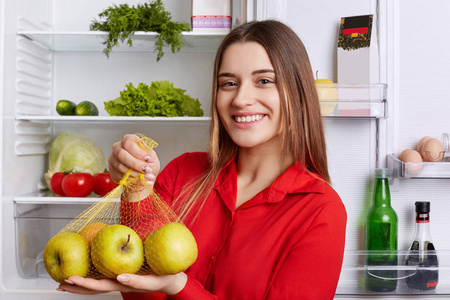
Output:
[365, 168, 398, 292]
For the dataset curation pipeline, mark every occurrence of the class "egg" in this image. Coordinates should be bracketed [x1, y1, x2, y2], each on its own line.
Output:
[399, 149, 423, 176]
[421, 138, 444, 162]
[417, 136, 432, 153]
[398, 149, 412, 161]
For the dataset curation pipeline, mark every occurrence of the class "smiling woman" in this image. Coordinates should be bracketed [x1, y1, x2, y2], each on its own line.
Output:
[59, 20, 347, 300]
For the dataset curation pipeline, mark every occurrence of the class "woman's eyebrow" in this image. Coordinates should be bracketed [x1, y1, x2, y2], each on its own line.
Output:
[218, 69, 275, 78]
[252, 69, 275, 75]
[218, 72, 235, 78]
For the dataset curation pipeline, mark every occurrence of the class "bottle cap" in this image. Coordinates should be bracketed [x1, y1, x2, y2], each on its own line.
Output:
[415, 201, 430, 213]
[375, 168, 389, 178]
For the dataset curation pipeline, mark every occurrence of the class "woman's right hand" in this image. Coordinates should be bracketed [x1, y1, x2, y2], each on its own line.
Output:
[108, 134, 161, 186]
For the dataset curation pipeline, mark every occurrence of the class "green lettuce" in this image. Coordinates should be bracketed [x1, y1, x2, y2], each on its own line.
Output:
[104, 81, 204, 117]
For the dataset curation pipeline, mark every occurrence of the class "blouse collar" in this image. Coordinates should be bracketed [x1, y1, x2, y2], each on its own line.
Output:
[213, 154, 327, 210]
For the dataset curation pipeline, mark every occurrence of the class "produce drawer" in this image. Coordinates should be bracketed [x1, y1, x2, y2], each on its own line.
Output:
[14, 197, 112, 279]
[337, 250, 450, 295]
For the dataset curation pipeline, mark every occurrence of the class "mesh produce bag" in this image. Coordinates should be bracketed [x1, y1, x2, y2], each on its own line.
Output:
[43, 134, 198, 283]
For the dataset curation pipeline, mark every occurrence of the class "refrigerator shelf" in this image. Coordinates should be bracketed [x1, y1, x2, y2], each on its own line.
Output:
[15, 115, 212, 123]
[387, 153, 450, 179]
[17, 31, 227, 53]
[14, 191, 118, 205]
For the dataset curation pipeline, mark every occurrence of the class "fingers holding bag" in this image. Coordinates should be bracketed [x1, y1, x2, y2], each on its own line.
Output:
[108, 134, 160, 185]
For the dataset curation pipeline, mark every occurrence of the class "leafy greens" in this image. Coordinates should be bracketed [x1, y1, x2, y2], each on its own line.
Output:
[104, 81, 204, 117]
[90, 0, 190, 60]
[44, 131, 107, 188]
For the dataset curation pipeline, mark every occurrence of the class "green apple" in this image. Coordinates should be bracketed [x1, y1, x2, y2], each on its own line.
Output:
[91, 224, 144, 278]
[78, 222, 108, 245]
[315, 72, 338, 116]
[144, 222, 198, 275]
[43, 232, 90, 283]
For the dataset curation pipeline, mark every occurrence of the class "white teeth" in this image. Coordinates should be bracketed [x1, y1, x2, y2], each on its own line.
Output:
[235, 115, 263, 123]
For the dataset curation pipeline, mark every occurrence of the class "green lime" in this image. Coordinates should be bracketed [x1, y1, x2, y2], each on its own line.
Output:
[56, 100, 76, 115]
[75, 101, 99, 116]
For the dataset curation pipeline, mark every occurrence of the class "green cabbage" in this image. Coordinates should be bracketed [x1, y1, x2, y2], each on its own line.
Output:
[44, 132, 107, 188]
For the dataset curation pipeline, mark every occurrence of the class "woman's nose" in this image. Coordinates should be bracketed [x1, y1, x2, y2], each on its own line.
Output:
[232, 82, 255, 107]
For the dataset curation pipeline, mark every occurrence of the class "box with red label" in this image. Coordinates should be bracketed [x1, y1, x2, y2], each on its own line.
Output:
[337, 14, 379, 116]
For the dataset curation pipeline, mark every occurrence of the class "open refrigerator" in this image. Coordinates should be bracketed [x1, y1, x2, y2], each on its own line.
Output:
[1, 0, 450, 299]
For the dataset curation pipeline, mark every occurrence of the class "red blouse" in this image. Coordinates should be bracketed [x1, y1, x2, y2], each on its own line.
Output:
[121, 152, 347, 300]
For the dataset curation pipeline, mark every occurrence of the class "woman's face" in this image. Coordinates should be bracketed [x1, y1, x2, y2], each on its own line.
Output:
[216, 42, 282, 151]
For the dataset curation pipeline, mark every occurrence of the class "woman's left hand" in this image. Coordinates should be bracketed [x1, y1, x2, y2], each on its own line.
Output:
[58, 272, 188, 295]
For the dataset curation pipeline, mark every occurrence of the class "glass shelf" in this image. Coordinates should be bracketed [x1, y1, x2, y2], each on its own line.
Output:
[387, 153, 450, 179]
[17, 31, 227, 52]
[14, 190, 111, 205]
[15, 115, 211, 123]
[337, 250, 450, 295]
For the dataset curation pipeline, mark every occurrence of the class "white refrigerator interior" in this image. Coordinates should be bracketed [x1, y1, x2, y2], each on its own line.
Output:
[1, 0, 450, 299]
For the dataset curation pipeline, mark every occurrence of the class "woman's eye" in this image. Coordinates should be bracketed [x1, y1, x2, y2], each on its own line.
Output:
[258, 79, 272, 84]
[220, 81, 237, 87]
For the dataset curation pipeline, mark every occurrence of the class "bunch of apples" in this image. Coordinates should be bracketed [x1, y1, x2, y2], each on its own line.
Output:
[43, 221, 198, 283]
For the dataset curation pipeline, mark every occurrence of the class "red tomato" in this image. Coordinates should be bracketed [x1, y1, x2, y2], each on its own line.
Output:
[50, 172, 67, 196]
[62, 173, 94, 197]
[93, 173, 118, 196]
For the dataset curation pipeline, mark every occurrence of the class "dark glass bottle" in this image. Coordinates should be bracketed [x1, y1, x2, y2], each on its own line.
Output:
[365, 168, 398, 292]
[405, 201, 439, 290]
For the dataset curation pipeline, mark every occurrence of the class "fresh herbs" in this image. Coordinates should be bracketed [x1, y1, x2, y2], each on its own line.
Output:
[90, 0, 190, 60]
[104, 81, 204, 117]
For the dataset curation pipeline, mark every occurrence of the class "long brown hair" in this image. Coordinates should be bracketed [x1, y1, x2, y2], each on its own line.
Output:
[176, 20, 329, 223]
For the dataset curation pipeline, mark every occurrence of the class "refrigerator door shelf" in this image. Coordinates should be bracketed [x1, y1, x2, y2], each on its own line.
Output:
[316, 83, 387, 118]
[388, 153, 450, 179]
